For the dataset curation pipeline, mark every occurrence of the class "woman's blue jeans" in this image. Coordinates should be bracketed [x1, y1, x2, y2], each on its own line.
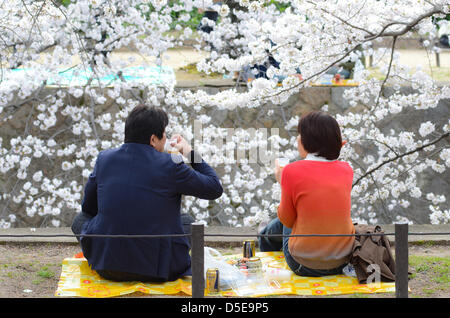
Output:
[258, 218, 346, 277]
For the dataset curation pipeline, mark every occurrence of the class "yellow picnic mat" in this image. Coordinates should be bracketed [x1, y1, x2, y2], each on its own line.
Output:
[55, 252, 395, 297]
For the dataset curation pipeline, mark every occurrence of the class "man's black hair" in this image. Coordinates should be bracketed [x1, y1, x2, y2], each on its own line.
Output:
[124, 105, 169, 144]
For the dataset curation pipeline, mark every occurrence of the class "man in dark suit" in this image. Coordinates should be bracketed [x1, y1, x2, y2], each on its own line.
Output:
[71, 105, 223, 282]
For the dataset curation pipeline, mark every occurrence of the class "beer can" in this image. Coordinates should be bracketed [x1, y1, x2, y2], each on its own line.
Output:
[242, 240, 255, 258]
[206, 268, 219, 294]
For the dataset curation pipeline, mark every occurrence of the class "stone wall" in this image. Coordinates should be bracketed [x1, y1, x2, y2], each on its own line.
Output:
[0, 83, 448, 227]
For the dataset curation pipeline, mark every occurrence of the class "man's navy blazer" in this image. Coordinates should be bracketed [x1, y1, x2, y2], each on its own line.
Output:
[79, 142, 223, 281]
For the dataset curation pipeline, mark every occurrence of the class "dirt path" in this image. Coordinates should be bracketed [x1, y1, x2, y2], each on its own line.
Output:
[0, 242, 448, 298]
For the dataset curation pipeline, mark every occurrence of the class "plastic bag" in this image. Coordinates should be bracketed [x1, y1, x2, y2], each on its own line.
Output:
[203, 247, 246, 290]
[263, 265, 293, 281]
[342, 263, 357, 277]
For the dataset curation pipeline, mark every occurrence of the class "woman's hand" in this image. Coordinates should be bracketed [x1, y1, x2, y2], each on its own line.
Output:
[274, 159, 282, 183]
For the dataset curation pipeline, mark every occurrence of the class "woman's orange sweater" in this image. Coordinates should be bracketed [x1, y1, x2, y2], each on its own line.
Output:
[278, 159, 355, 270]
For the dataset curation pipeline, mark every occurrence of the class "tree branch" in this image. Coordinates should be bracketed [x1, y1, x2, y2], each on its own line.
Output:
[307, 1, 375, 37]
[258, 44, 360, 100]
[352, 131, 450, 187]
[374, 35, 397, 108]
[364, 7, 443, 41]
[258, 6, 443, 101]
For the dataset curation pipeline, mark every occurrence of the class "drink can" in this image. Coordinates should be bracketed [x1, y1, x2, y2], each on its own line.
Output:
[165, 138, 180, 154]
[243, 240, 255, 258]
[248, 257, 262, 270]
[206, 268, 219, 294]
[247, 257, 262, 277]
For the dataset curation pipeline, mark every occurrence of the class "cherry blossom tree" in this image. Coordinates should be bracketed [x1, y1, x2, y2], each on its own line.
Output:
[0, 0, 448, 228]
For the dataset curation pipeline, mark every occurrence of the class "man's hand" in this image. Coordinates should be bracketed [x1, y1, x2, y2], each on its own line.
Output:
[170, 134, 193, 157]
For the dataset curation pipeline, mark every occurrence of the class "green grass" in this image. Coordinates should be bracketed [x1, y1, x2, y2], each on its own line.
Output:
[349, 293, 370, 298]
[0, 261, 56, 285]
[37, 266, 55, 279]
[411, 241, 438, 247]
[409, 255, 450, 296]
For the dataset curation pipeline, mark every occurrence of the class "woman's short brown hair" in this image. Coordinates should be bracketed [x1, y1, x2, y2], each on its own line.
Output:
[297, 111, 342, 160]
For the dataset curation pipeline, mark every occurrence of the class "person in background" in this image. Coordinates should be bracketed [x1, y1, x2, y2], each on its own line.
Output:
[437, 21, 450, 48]
[259, 111, 355, 277]
[71, 105, 223, 282]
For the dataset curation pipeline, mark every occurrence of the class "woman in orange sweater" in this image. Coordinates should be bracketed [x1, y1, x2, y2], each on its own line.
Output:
[259, 111, 355, 277]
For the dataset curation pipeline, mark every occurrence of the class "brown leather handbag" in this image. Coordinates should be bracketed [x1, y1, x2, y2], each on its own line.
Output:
[350, 224, 396, 284]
